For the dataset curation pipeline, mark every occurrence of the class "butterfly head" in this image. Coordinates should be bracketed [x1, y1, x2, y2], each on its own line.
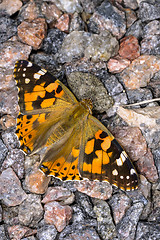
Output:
[80, 99, 93, 114]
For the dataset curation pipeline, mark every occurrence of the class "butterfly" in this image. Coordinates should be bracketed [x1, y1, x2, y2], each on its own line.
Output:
[14, 60, 138, 191]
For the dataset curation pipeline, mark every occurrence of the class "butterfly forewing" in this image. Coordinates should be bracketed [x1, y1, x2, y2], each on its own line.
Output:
[14, 60, 139, 191]
[14, 60, 78, 115]
[14, 60, 78, 154]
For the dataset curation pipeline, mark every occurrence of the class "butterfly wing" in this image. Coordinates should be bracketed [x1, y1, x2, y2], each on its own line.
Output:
[39, 120, 82, 181]
[78, 115, 138, 191]
[14, 60, 78, 154]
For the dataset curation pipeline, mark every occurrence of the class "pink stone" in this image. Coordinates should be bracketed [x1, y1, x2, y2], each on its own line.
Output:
[113, 126, 147, 161]
[0, 168, 27, 206]
[25, 164, 50, 194]
[18, 18, 47, 50]
[55, 14, 70, 32]
[44, 201, 72, 232]
[7, 225, 37, 240]
[135, 149, 159, 183]
[42, 186, 74, 205]
[119, 35, 140, 61]
[120, 55, 160, 89]
[107, 55, 130, 73]
[74, 179, 112, 200]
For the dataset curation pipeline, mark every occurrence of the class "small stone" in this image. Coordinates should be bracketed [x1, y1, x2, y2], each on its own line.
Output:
[125, 8, 137, 28]
[93, 199, 117, 240]
[116, 202, 144, 240]
[61, 228, 101, 240]
[3, 205, 19, 225]
[103, 75, 124, 96]
[42, 28, 67, 55]
[18, 0, 41, 21]
[74, 180, 112, 200]
[0, 115, 16, 131]
[84, 30, 119, 62]
[112, 126, 147, 161]
[42, 186, 74, 205]
[37, 223, 57, 240]
[18, 194, 43, 227]
[0, 225, 7, 240]
[0, 168, 27, 206]
[148, 80, 160, 98]
[58, 30, 118, 63]
[41, 29, 66, 54]
[41, 2, 62, 25]
[69, 12, 84, 32]
[107, 56, 130, 73]
[143, 20, 160, 38]
[141, 35, 160, 55]
[126, 88, 153, 104]
[0, 14, 17, 44]
[67, 71, 114, 112]
[119, 35, 140, 61]
[18, 18, 47, 50]
[7, 225, 37, 240]
[75, 191, 96, 218]
[71, 204, 86, 223]
[65, 59, 108, 76]
[123, 0, 138, 10]
[89, 0, 126, 39]
[80, 0, 100, 14]
[139, 175, 151, 200]
[135, 149, 158, 183]
[2, 132, 19, 151]
[44, 201, 72, 232]
[139, 2, 160, 22]
[1, 149, 25, 179]
[109, 193, 131, 224]
[125, 20, 143, 40]
[136, 222, 160, 239]
[0, 139, 8, 168]
[55, 14, 70, 32]
[53, 0, 82, 13]
[120, 55, 160, 89]
[0, 0, 22, 16]
[0, 39, 32, 69]
[24, 163, 50, 194]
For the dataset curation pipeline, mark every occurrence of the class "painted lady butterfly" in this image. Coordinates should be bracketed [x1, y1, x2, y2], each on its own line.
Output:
[14, 60, 138, 191]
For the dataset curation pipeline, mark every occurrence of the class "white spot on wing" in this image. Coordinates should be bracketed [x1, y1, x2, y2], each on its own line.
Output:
[27, 62, 32, 67]
[112, 169, 118, 176]
[126, 176, 130, 179]
[121, 151, 127, 162]
[38, 69, 47, 75]
[23, 68, 26, 71]
[25, 78, 30, 84]
[120, 175, 124, 179]
[34, 73, 41, 79]
[130, 168, 136, 175]
[116, 158, 123, 166]
[23, 73, 26, 77]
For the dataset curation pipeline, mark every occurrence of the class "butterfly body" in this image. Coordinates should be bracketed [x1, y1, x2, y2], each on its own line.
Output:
[14, 60, 139, 191]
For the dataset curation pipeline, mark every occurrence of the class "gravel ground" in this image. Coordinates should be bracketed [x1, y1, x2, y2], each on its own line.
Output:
[0, 0, 160, 239]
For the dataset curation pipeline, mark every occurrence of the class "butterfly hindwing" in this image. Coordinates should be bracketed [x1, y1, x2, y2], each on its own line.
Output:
[40, 120, 82, 181]
[79, 115, 138, 191]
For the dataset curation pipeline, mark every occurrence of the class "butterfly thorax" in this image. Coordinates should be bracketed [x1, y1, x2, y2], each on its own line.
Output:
[80, 99, 93, 115]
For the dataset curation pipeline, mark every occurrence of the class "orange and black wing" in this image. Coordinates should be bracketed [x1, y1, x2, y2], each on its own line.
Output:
[79, 115, 138, 191]
[14, 60, 78, 154]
